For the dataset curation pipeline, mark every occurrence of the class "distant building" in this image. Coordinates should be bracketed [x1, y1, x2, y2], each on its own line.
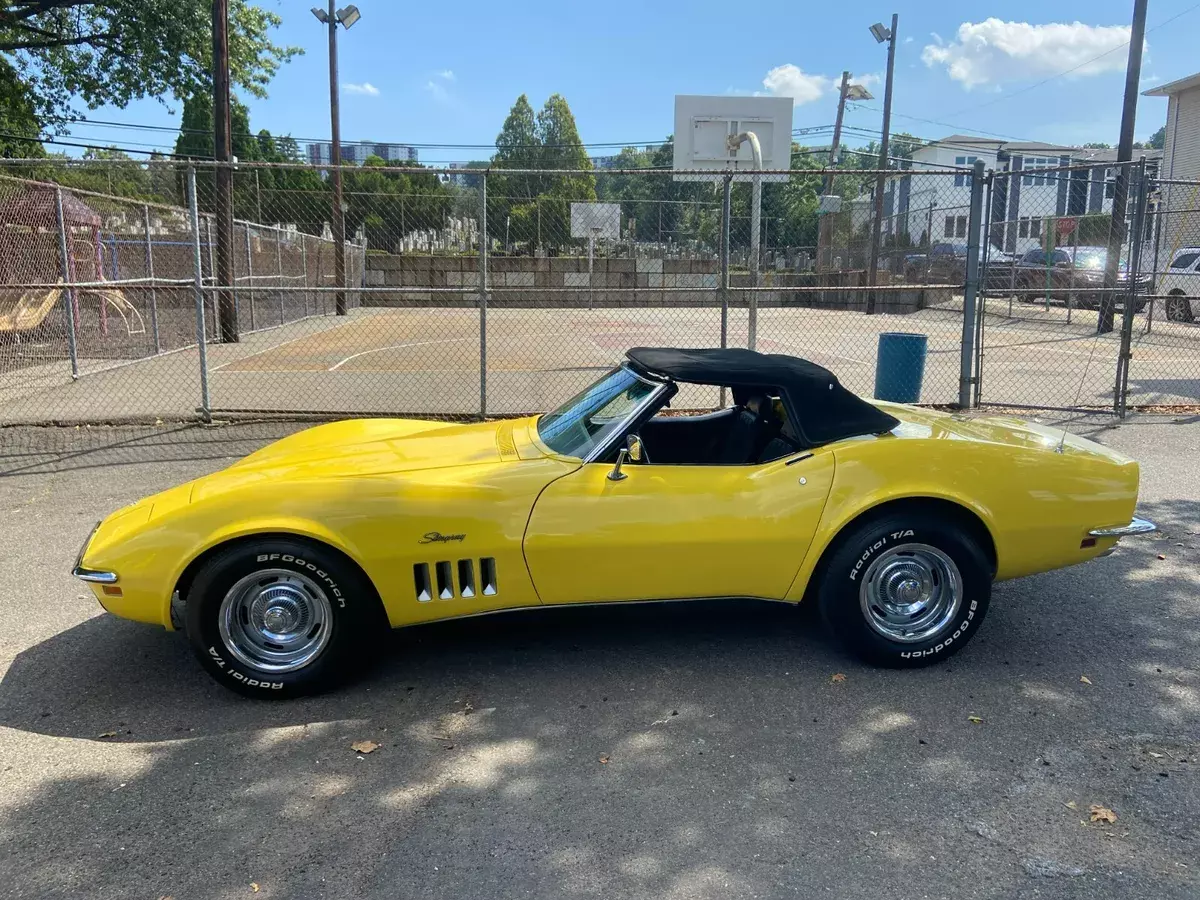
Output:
[1144, 72, 1200, 274]
[306, 141, 418, 166]
[896, 136, 1162, 254]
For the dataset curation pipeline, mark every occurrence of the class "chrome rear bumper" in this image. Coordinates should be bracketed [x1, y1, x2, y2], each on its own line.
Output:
[1088, 516, 1157, 537]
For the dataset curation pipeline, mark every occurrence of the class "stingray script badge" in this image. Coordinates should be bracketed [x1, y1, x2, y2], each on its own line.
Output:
[418, 531, 466, 544]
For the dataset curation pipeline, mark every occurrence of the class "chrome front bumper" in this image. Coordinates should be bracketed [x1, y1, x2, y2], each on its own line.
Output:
[1088, 516, 1158, 537]
[73, 522, 119, 584]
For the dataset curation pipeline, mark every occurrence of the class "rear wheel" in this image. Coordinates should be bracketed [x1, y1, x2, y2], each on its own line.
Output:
[184, 538, 382, 698]
[816, 511, 992, 667]
[1166, 292, 1194, 322]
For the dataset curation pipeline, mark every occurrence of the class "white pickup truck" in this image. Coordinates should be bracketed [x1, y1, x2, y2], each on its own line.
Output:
[1161, 248, 1200, 321]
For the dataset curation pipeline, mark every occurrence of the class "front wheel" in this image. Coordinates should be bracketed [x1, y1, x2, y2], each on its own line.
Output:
[816, 512, 992, 667]
[1166, 293, 1194, 322]
[184, 538, 382, 698]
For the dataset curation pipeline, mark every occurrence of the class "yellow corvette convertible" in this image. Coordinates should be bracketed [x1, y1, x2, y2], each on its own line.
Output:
[75, 347, 1155, 697]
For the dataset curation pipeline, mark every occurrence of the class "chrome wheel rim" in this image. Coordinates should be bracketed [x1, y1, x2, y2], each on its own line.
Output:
[858, 543, 961, 644]
[218, 569, 333, 673]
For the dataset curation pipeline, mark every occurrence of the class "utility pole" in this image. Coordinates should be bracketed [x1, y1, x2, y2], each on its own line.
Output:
[866, 13, 898, 315]
[1099, 0, 1148, 335]
[818, 71, 872, 272]
[825, 71, 851, 198]
[313, 4, 361, 315]
[326, 0, 347, 315]
[212, 0, 238, 340]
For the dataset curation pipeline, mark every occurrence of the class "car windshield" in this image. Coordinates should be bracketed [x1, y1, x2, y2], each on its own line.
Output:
[1073, 249, 1106, 269]
[537, 366, 660, 460]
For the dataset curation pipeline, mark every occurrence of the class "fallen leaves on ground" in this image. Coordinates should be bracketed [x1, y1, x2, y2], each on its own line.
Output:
[830, 673, 846, 683]
[968, 715, 984, 724]
[98, 731, 117, 739]
[251, 884, 260, 893]
[1080, 675, 1092, 685]
[350, 740, 380, 755]
[599, 755, 610, 764]
[1064, 800, 1078, 810]
[1089, 804, 1118, 824]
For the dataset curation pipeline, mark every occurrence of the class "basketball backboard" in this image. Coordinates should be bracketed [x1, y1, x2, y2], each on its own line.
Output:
[570, 202, 621, 240]
[672, 95, 793, 182]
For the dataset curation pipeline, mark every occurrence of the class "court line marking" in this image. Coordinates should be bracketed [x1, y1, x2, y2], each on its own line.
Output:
[210, 315, 365, 373]
[328, 337, 472, 371]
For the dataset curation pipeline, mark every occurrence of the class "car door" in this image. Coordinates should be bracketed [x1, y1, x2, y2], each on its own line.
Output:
[522, 449, 836, 605]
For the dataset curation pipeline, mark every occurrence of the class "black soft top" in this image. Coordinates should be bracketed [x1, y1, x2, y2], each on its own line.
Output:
[626, 347, 900, 448]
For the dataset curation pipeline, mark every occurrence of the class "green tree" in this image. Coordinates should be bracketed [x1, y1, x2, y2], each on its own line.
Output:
[0, 1, 299, 129]
[0, 59, 44, 158]
[1146, 126, 1166, 150]
[532, 93, 596, 245]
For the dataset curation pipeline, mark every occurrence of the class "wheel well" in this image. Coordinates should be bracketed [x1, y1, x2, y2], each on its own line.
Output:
[173, 533, 388, 628]
[805, 497, 998, 598]
[1168, 289, 1186, 296]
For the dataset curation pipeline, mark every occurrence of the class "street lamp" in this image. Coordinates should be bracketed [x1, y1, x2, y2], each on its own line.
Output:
[818, 74, 873, 273]
[865, 13, 898, 315]
[312, 3, 361, 316]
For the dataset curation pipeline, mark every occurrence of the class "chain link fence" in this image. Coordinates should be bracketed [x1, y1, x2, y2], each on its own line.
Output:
[2, 157, 1198, 443]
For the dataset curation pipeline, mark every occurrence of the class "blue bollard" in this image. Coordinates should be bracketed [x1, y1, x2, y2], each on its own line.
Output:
[874, 332, 928, 403]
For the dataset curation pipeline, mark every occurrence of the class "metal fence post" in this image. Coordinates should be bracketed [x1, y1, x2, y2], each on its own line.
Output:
[53, 187, 80, 379]
[205, 215, 219, 337]
[478, 172, 489, 418]
[142, 203, 161, 353]
[1116, 159, 1148, 418]
[301, 236, 310, 318]
[187, 167, 212, 421]
[720, 174, 732, 408]
[959, 159, 986, 408]
[275, 226, 284, 324]
[244, 223, 255, 331]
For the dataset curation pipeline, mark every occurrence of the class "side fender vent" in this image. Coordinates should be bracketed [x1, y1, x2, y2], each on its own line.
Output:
[414, 563, 432, 602]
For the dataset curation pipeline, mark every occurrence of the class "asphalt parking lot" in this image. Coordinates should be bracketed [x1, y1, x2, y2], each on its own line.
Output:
[1, 414, 1198, 900]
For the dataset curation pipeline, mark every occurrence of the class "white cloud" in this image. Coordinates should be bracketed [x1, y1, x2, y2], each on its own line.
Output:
[424, 80, 449, 103]
[761, 65, 831, 105]
[342, 82, 379, 96]
[922, 19, 1132, 89]
[438, 69, 455, 81]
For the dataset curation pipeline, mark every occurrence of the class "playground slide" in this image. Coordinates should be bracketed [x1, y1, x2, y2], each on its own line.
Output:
[0, 286, 62, 335]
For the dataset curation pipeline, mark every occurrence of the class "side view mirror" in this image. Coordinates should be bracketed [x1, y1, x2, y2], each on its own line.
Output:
[626, 433, 643, 462]
[608, 434, 643, 481]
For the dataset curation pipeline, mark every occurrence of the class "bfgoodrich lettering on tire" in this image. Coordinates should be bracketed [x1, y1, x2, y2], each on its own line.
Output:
[184, 537, 381, 698]
[817, 511, 992, 667]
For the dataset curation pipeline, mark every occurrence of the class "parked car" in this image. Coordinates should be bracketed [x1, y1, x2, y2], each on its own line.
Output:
[75, 347, 1155, 697]
[904, 242, 969, 284]
[903, 242, 1015, 290]
[1013, 246, 1151, 311]
[1159, 247, 1199, 322]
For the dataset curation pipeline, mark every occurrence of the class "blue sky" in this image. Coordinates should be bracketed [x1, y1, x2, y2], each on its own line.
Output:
[65, 1, 1199, 161]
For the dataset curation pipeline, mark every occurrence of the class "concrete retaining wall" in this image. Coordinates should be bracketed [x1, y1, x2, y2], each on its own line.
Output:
[363, 254, 926, 312]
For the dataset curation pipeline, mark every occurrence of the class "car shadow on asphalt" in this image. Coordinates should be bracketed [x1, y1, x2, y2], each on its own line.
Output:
[1, 499, 1197, 899]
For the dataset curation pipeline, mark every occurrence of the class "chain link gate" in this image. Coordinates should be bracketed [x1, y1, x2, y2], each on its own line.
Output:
[5, 155, 1199, 436]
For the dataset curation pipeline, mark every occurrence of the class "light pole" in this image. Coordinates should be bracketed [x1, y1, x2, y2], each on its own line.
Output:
[819, 72, 872, 271]
[727, 130, 763, 349]
[311, 3, 361, 316]
[865, 13, 898, 315]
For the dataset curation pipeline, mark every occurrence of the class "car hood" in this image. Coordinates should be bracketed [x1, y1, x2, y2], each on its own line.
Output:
[875, 403, 1132, 462]
[199, 416, 547, 487]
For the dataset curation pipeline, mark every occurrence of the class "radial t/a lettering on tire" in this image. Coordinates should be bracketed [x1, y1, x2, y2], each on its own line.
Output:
[184, 537, 382, 698]
[816, 511, 992, 668]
